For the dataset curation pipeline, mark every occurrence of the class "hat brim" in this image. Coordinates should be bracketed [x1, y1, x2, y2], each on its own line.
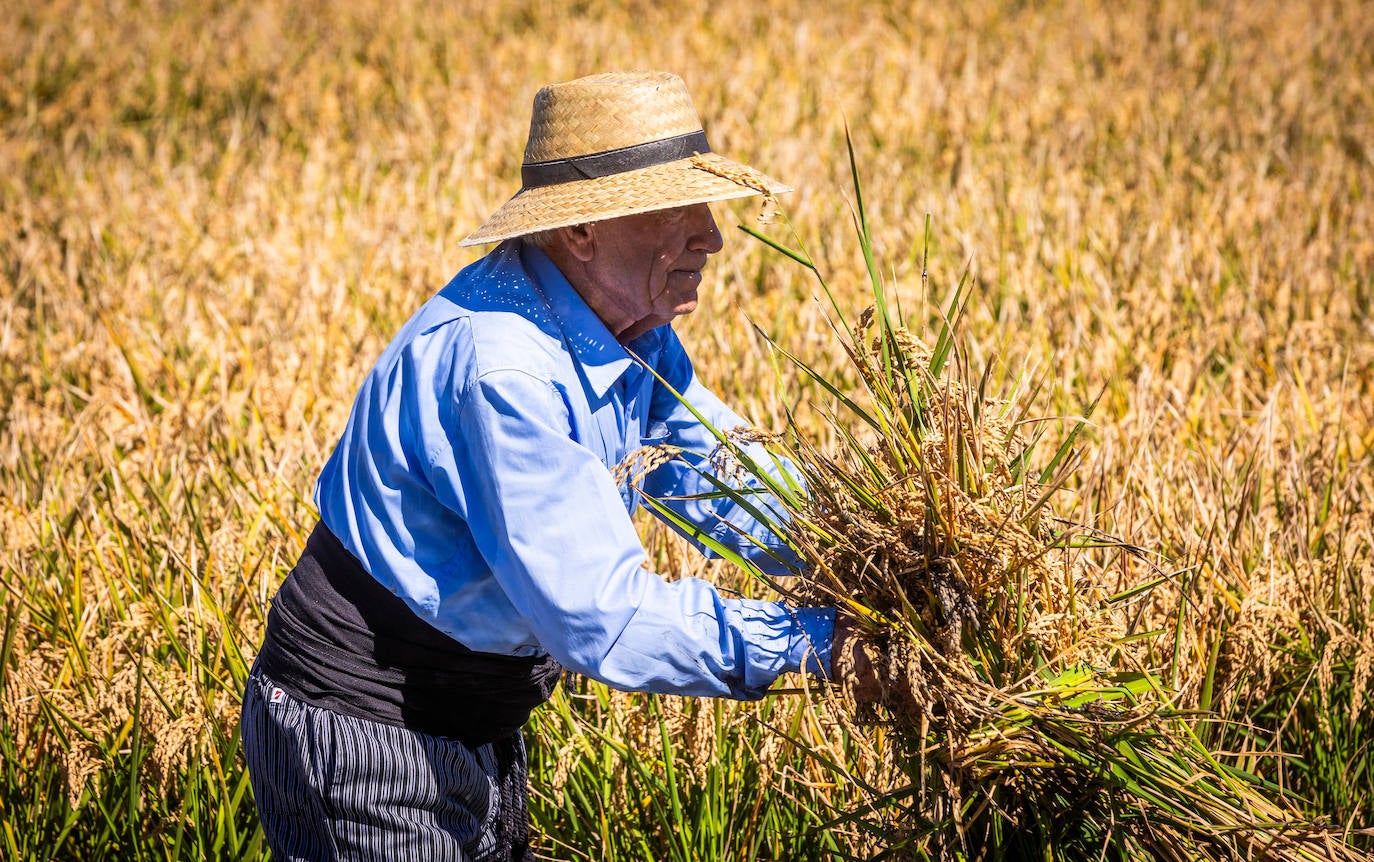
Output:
[459, 153, 792, 246]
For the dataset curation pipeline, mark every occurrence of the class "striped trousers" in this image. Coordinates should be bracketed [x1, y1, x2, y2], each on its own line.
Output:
[240, 669, 534, 861]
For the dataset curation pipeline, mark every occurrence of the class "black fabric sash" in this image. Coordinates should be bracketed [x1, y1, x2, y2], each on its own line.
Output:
[255, 522, 562, 745]
[521, 130, 710, 187]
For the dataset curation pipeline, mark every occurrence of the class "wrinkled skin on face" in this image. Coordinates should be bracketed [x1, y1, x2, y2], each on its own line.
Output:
[546, 203, 725, 343]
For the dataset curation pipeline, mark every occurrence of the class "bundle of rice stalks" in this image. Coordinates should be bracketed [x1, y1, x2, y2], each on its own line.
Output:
[628, 142, 1368, 860]
[769, 298, 1360, 860]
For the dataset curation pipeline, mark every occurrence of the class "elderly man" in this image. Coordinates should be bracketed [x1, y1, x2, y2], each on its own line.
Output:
[241, 71, 855, 861]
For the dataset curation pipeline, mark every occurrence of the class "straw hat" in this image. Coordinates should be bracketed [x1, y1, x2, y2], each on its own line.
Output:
[460, 71, 792, 246]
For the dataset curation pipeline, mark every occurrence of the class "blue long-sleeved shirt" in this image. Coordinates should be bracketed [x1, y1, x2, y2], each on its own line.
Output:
[314, 239, 833, 699]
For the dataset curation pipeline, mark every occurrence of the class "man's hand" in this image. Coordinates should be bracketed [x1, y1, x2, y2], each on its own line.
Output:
[833, 613, 885, 704]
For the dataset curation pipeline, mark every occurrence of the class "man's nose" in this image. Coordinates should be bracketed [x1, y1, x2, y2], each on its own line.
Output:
[687, 204, 724, 254]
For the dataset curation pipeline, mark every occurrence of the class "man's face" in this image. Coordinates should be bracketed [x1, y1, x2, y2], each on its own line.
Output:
[582, 203, 724, 342]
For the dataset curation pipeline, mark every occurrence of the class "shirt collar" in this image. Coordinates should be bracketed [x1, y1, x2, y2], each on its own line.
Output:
[518, 241, 661, 399]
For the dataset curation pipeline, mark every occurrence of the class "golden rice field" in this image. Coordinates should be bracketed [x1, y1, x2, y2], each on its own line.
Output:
[2, 0, 1371, 858]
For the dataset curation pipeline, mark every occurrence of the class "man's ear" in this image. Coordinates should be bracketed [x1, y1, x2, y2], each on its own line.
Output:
[558, 223, 595, 262]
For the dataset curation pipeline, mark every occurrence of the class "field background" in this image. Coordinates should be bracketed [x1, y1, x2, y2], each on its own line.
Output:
[2, 0, 1371, 858]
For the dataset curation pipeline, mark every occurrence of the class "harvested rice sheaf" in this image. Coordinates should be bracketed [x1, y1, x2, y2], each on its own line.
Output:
[797, 311, 1116, 717]
[776, 308, 1369, 859]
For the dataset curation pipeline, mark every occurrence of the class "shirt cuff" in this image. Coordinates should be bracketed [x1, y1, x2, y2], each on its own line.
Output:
[788, 606, 835, 679]
[732, 603, 836, 699]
